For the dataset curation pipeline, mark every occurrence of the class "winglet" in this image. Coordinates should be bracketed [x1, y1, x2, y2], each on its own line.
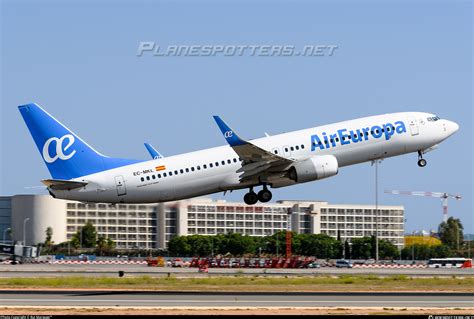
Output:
[213, 116, 247, 146]
[144, 142, 163, 159]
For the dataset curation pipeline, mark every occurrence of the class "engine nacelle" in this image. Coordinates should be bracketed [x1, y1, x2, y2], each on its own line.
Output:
[288, 155, 339, 184]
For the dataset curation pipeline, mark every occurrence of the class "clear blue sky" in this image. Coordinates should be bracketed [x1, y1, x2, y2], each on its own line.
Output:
[1, 0, 472, 233]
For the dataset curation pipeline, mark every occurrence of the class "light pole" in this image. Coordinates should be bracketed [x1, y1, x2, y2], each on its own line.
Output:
[372, 158, 382, 262]
[3, 228, 11, 244]
[23, 218, 30, 245]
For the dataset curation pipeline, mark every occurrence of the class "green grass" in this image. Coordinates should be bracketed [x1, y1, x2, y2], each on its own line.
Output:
[0, 275, 473, 292]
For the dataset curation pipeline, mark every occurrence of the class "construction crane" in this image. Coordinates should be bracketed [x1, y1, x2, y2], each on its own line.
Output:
[384, 190, 462, 223]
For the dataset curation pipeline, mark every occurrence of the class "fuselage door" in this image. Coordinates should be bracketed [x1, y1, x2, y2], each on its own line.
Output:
[408, 117, 419, 136]
[114, 175, 127, 196]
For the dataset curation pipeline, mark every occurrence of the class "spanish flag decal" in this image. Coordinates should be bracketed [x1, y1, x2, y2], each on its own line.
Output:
[155, 165, 166, 171]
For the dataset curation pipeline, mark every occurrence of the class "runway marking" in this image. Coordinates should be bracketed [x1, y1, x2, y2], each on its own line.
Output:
[0, 299, 472, 304]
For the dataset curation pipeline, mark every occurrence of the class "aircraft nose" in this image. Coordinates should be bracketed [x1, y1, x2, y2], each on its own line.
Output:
[444, 120, 459, 136]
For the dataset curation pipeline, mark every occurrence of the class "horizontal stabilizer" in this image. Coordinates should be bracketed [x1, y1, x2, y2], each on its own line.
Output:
[41, 179, 88, 190]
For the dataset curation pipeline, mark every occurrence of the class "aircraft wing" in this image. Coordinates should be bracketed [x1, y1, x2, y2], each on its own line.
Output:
[213, 116, 294, 182]
[41, 179, 88, 190]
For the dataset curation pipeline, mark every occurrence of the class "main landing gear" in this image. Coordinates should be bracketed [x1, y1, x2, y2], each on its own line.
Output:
[244, 185, 272, 205]
[417, 150, 427, 167]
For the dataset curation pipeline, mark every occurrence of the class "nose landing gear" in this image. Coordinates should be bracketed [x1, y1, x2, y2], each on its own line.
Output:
[417, 150, 427, 167]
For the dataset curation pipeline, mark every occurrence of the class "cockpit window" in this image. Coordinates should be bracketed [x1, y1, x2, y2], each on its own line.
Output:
[427, 116, 440, 122]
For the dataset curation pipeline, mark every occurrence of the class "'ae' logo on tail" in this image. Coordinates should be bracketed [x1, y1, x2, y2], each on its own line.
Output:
[42, 134, 77, 163]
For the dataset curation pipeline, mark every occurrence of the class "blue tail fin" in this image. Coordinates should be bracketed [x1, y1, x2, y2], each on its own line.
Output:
[19, 103, 143, 180]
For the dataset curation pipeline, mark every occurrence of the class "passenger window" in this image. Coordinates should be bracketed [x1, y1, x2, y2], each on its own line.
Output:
[174, 170, 178, 175]
[295, 145, 299, 150]
[227, 159, 231, 164]
[301, 145, 304, 149]
[169, 172, 173, 176]
[233, 158, 237, 163]
[290, 146, 294, 151]
[285, 148, 288, 152]
[191, 167, 195, 171]
[185, 168, 189, 173]
[140, 177, 144, 182]
[203, 164, 207, 169]
[146, 176, 150, 181]
[152, 175, 155, 180]
[215, 162, 219, 167]
[197, 165, 201, 170]
[221, 160, 225, 165]
[180, 169, 184, 174]
[163, 172, 167, 177]
[210, 163, 213, 168]
[158, 174, 161, 178]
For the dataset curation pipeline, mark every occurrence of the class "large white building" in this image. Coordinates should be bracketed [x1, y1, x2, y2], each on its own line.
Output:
[0, 195, 405, 249]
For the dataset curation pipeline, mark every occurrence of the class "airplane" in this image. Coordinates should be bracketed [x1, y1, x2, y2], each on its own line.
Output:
[18, 103, 459, 205]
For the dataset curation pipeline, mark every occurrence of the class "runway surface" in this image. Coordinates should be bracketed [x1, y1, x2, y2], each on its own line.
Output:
[1, 291, 473, 308]
[1, 264, 473, 277]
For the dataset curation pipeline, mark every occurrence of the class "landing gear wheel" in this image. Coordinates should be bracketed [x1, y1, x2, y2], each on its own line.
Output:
[417, 150, 427, 167]
[258, 189, 272, 203]
[244, 192, 258, 205]
[417, 158, 427, 167]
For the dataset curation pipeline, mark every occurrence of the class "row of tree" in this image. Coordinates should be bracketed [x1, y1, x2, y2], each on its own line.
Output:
[167, 231, 402, 259]
[41, 221, 116, 255]
[40, 216, 469, 259]
[401, 217, 468, 259]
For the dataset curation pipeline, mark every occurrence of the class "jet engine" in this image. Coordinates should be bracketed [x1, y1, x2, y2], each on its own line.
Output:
[288, 155, 338, 183]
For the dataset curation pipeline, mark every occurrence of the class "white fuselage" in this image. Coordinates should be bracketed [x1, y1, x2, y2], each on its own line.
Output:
[51, 112, 458, 203]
